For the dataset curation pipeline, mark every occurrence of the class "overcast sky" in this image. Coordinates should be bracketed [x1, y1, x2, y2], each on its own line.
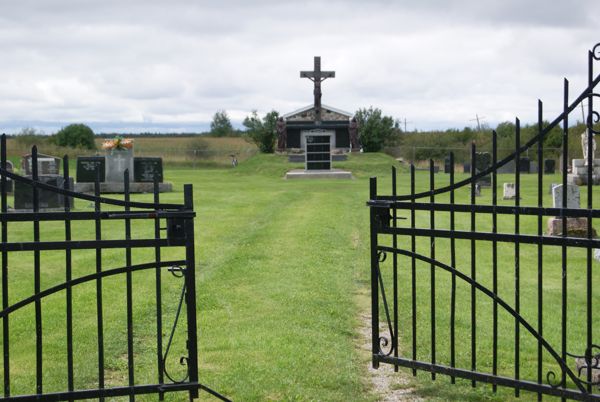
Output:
[1, 0, 599, 134]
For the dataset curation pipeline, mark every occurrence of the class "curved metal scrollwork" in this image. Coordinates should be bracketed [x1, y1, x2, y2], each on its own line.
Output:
[593, 43, 600, 61]
[546, 370, 565, 389]
[162, 266, 190, 384]
[587, 93, 600, 135]
[377, 251, 387, 263]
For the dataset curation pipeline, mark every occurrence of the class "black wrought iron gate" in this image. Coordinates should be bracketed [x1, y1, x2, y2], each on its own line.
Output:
[368, 43, 600, 400]
[0, 135, 229, 401]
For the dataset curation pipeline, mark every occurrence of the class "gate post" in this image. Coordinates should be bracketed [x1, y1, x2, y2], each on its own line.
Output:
[369, 177, 380, 368]
[183, 184, 199, 399]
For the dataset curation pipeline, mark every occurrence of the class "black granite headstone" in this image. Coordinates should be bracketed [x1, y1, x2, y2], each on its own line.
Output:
[518, 158, 531, 173]
[463, 162, 471, 174]
[444, 157, 452, 173]
[3, 161, 14, 193]
[134, 157, 163, 182]
[544, 159, 556, 174]
[76, 157, 106, 183]
[475, 152, 491, 186]
[14, 175, 75, 210]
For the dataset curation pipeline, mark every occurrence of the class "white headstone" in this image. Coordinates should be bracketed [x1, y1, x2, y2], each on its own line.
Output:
[552, 184, 580, 209]
[503, 183, 516, 200]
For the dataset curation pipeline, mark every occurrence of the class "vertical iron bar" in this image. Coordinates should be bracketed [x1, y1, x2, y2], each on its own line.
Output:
[449, 152, 456, 384]
[32, 146, 42, 395]
[585, 49, 594, 393]
[153, 175, 164, 400]
[183, 184, 199, 400]
[410, 165, 417, 376]
[391, 166, 398, 372]
[63, 156, 74, 401]
[514, 118, 521, 397]
[561, 78, 569, 401]
[492, 131, 498, 393]
[537, 101, 544, 401]
[470, 142, 476, 387]
[370, 177, 380, 368]
[429, 159, 436, 380]
[1, 135, 8, 397]
[94, 168, 104, 401]
[124, 171, 135, 402]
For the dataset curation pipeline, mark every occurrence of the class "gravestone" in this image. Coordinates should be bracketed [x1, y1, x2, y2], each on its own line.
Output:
[463, 162, 470, 174]
[547, 184, 595, 237]
[76, 156, 105, 183]
[552, 184, 580, 209]
[3, 161, 14, 193]
[444, 156, 452, 173]
[472, 183, 481, 197]
[518, 158, 530, 173]
[548, 183, 560, 195]
[503, 183, 516, 200]
[544, 159, 556, 174]
[14, 175, 74, 210]
[21, 153, 60, 176]
[134, 157, 163, 182]
[497, 159, 516, 174]
[475, 152, 491, 187]
[105, 149, 134, 182]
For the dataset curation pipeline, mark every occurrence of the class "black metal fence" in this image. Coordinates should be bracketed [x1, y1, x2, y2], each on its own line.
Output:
[0, 135, 228, 401]
[367, 43, 600, 400]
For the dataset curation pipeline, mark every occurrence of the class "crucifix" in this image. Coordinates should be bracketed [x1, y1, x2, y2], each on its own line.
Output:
[300, 56, 335, 123]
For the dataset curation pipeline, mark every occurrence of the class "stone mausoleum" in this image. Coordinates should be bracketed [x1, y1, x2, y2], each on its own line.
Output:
[278, 56, 358, 177]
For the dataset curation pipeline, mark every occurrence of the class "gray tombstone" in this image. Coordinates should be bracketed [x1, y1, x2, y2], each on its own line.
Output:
[134, 157, 163, 183]
[552, 184, 580, 209]
[549, 183, 560, 194]
[105, 149, 133, 182]
[21, 153, 60, 176]
[76, 156, 105, 183]
[14, 175, 74, 210]
[503, 183, 516, 200]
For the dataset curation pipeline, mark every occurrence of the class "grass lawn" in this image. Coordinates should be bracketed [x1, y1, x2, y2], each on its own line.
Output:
[1, 152, 598, 401]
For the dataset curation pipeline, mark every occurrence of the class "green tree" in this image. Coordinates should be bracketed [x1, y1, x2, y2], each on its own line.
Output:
[210, 110, 234, 137]
[243, 110, 279, 153]
[354, 107, 397, 152]
[54, 124, 95, 149]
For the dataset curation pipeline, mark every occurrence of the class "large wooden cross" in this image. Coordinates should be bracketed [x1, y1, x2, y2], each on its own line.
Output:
[300, 56, 335, 123]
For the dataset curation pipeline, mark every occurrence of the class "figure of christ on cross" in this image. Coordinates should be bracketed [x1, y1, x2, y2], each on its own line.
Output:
[300, 56, 335, 123]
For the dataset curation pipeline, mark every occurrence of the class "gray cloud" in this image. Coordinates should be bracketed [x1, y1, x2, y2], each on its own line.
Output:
[0, 0, 599, 133]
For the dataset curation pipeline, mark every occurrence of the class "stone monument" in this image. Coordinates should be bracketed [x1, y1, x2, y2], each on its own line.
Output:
[568, 128, 600, 185]
[74, 137, 172, 193]
[547, 184, 596, 237]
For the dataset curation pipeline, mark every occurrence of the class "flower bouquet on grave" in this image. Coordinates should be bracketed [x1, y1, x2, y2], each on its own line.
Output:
[102, 136, 134, 155]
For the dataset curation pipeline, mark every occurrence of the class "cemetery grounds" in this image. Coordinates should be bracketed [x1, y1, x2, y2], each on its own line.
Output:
[2, 150, 599, 401]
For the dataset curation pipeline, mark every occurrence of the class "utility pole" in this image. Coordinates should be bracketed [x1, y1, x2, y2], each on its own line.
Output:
[470, 114, 486, 131]
[402, 118, 413, 132]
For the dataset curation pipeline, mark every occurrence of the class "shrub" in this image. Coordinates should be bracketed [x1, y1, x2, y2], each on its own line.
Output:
[53, 124, 95, 149]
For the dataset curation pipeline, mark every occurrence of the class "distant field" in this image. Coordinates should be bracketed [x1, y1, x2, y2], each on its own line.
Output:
[5, 136, 258, 169]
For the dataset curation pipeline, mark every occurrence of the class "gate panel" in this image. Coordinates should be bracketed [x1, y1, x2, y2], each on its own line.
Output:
[368, 43, 600, 400]
[0, 137, 228, 401]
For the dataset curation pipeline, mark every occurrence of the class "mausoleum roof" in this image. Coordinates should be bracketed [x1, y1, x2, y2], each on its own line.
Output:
[283, 104, 353, 121]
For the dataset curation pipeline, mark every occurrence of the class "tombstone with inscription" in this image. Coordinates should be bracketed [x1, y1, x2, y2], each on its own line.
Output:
[76, 156, 105, 183]
[547, 184, 596, 236]
[21, 153, 60, 176]
[104, 139, 134, 182]
[14, 175, 74, 210]
[475, 152, 491, 187]
[134, 157, 163, 182]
